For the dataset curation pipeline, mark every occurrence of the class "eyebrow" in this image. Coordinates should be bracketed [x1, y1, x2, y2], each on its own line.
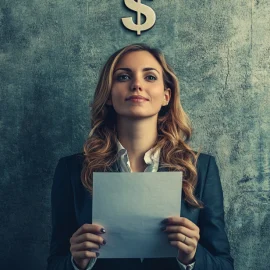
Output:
[113, 67, 160, 74]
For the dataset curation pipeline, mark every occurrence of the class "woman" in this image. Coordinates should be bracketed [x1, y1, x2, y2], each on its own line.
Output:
[47, 43, 234, 270]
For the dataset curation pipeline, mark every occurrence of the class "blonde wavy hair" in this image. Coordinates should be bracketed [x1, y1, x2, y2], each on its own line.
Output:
[82, 43, 203, 208]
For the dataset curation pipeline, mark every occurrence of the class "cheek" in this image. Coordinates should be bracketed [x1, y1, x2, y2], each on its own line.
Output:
[111, 92, 122, 103]
[110, 90, 125, 108]
[110, 88, 120, 99]
[151, 92, 166, 103]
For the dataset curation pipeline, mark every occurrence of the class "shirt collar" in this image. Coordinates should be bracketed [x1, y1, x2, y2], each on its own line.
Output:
[116, 139, 160, 165]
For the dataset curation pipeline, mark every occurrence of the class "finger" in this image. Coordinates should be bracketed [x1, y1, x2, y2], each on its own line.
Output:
[168, 233, 198, 250]
[71, 233, 106, 246]
[168, 232, 187, 242]
[70, 241, 101, 252]
[72, 250, 99, 260]
[163, 226, 200, 240]
[73, 224, 106, 237]
[169, 241, 194, 254]
[164, 217, 198, 231]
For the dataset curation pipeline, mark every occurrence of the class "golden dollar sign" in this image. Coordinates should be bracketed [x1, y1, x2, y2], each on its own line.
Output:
[122, 0, 156, 35]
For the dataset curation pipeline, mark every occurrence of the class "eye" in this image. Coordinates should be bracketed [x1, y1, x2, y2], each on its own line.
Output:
[146, 75, 157, 81]
[116, 74, 130, 81]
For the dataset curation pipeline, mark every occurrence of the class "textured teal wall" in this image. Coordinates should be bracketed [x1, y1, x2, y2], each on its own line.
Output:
[0, 1, 269, 269]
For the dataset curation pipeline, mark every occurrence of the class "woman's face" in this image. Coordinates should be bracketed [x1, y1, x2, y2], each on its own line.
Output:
[107, 50, 171, 121]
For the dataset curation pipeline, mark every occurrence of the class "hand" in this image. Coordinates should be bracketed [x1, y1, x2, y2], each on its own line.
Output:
[161, 216, 200, 265]
[70, 223, 106, 270]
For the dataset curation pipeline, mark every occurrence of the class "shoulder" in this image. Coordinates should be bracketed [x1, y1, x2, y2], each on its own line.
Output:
[196, 152, 215, 171]
[60, 152, 84, 161]
[195, 152, 219, 186]
[58, 152, 85, 171]
[194, 152, 222, 197]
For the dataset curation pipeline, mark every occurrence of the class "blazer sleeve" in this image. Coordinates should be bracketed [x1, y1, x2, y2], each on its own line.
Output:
[47, 157, 78, 270]
[194, 156, 234, 270]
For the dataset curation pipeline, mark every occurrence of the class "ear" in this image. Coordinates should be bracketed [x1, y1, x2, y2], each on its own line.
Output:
[162, 88, 171, 106]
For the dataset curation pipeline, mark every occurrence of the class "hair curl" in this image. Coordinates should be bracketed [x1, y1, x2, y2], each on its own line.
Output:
[82, 43, 203, 208]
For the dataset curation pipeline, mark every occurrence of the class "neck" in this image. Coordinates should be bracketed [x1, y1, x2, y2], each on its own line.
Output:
[117, 116, 158, 172]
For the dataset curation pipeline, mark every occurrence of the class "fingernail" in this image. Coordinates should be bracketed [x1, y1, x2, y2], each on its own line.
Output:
[96, 252, 100, 257]
[100, 228, 106, 233]
[102, 239, 106, 245]
[160, 226, 166, 231]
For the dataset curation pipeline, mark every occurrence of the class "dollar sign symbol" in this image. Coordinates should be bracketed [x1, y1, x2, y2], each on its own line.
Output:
[122, 0, 156, 35]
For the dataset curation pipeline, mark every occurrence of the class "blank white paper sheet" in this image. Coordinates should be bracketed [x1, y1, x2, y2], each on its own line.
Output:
[92, 172, 182, 258]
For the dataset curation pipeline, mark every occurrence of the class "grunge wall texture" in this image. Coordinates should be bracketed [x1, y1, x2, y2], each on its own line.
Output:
[0, 0, 269, 269]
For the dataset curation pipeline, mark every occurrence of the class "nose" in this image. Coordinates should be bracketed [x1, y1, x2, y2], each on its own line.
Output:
[131, 76, 142, 91]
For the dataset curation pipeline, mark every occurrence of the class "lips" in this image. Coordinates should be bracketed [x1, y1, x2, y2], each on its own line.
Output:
[126, 95, 149, 101]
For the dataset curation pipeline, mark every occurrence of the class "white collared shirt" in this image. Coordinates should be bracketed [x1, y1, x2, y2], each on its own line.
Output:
[71, 139, 195, 270]
[116, 139, 160, 173]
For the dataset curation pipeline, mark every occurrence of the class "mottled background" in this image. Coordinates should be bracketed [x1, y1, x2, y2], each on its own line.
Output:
[0, 0, 269, 269]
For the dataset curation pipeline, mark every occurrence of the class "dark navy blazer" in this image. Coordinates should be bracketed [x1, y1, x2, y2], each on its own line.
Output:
[47, 153, 234, 270]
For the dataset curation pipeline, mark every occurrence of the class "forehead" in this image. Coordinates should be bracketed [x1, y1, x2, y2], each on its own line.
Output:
[114, 50, 162, 71]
